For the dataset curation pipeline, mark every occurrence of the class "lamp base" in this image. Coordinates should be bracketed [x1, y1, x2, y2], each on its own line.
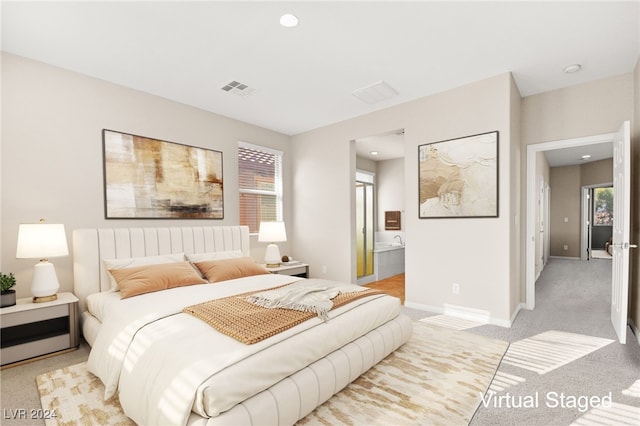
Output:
[30, 260, 61, 301]
[33, 294, 58, 303]
[264, 243, 282, 268]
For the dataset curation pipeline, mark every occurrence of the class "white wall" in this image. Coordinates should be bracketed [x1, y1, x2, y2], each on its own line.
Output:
[376, 158, 404, 232]
[292, 73, 518, 325]
[521, 73, 633, 145]
[509, 75, 522, 317]
[1, 53, 292, 297]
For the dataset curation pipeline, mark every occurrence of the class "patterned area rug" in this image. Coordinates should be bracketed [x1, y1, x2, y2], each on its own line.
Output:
[37, 322, 508, 426]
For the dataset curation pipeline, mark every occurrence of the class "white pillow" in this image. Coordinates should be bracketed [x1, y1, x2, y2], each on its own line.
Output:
[103, 253, 186, 291]
[185, 250, 244, 263]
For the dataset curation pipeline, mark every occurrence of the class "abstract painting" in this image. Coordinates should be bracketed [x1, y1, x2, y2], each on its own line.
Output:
[418, 131, 498, 218]
[103, 129, 224, 219]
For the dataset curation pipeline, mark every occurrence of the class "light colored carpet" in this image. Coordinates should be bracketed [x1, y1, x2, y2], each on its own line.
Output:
[622, 380, 640, 398]
[501, 330, 614, 374]
[570, 402, 640, 425]
[487, 371, 527, 394]
[37, 322, 508, 426]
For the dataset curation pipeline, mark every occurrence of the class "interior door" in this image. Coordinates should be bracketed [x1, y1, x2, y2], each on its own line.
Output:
[611, 121, 632, 344]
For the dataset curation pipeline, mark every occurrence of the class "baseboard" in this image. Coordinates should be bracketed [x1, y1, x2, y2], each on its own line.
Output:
[404, 301, 444, 315]
[629, 318, 640, 346]
[549, 255, 581, 260]
[507, 303, 526, 327]
[404, 301, 513, 328]
[444, 304, 490, 324]
[356, 275, 378, 286]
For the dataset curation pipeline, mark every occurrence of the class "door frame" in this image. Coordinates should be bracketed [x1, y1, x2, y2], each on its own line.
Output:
[580, 183, 614, 261]
[525, 132, 615, 309]
[580, 186, 591, 261]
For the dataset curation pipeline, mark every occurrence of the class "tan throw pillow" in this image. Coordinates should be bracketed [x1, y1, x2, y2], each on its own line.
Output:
[103, 253, 186, 291]
[110, 261, 207, 299]
[194, 257, 269, 283]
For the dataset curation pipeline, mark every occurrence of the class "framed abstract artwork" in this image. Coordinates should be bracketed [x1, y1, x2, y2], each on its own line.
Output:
[102, 129, 224, 219]
[418, 131, 498, 218]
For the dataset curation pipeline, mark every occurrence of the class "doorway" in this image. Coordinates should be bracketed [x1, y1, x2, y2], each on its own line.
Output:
[526, 122, 631, 343]
[353, 129, 405, 286]
[582, 185, 614, 260]
[356, 171, 375, 283]
[526, 132, 615, 309]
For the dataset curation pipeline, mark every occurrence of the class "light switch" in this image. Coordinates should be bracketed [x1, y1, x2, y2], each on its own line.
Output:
[564, 217, 569, 223]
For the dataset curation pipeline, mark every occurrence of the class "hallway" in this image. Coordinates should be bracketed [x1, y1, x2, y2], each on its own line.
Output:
[469, 258, 640, 425]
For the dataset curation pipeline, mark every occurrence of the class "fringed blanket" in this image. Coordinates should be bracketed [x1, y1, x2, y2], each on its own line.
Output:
[183, 279, 384, 344]
[246, 279, 367, 321]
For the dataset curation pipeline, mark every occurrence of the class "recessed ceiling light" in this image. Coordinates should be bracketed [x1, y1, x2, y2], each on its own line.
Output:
[563, 64, 582, 74]
[370, 151, 379, 156]
[280, 14, 298, 28]
[581, 154, 592, 160]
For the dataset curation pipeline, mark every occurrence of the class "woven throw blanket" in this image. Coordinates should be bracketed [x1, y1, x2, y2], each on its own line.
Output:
[246, 279, 367, 321]
[183, 281, 384, 344]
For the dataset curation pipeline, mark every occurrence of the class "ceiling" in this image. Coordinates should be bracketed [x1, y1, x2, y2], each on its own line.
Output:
[2, 1, 639, 141]
[544, 141, 614, 167]
[355, 129, 405, 161]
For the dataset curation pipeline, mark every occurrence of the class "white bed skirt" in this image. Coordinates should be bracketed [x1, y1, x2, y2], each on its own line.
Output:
[187, 313, 413, 426]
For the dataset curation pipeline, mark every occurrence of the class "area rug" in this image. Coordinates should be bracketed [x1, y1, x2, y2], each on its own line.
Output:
[37, 321, 508, 426]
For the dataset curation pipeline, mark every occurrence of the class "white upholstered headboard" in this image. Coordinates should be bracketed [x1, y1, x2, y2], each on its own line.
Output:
[73, 226, 250, 311]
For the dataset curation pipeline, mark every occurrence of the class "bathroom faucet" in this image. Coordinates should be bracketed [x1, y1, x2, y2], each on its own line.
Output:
[394, 235, 403, 246]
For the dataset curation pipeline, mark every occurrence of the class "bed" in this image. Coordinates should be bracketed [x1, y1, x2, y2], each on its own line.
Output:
[73, 226, 412, 426]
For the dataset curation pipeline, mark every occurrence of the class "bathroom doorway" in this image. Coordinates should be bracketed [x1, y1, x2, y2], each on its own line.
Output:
[353, 128, 405, 286]
[356, 171, 375, 282]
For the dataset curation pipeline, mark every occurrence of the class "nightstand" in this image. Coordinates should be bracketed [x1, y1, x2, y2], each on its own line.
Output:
[1, 292, 79, 367]
[265, 263, 309, 278]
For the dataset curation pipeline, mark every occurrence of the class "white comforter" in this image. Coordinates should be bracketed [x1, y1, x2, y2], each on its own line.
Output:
[86, 274, 400, 426]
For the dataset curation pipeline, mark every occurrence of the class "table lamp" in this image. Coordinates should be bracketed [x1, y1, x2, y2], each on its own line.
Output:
[258, 221, 287, 268]
[16, 219, 69, 302]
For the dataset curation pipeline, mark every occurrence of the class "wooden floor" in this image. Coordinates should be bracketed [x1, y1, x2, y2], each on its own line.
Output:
[364, 273, 405, 304]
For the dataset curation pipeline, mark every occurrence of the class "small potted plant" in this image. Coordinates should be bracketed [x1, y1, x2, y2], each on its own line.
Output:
[1, 272, 17, 308]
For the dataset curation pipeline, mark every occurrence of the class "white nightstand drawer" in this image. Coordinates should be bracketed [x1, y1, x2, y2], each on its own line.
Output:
[1, 304, 68, 328]
[264, 263, 309, 277]
[1, 334, 71, 365]
[279, 265, 307, 276]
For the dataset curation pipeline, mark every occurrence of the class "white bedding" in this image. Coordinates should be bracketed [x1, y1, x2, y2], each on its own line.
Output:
[86, 274, 401, 426]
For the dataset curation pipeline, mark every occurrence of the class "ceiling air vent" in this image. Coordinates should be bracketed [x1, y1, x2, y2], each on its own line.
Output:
[352, 80, 398, 104]
[221, 80, 256, 97]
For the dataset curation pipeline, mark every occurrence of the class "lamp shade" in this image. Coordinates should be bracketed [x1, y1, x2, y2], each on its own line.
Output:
[16, 223, 69, 259]
[258, 221, 287, 243]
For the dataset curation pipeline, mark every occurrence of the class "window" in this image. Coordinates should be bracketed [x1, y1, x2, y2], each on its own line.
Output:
[238, 142, 283, 233]
[593, 187, 613, 226]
